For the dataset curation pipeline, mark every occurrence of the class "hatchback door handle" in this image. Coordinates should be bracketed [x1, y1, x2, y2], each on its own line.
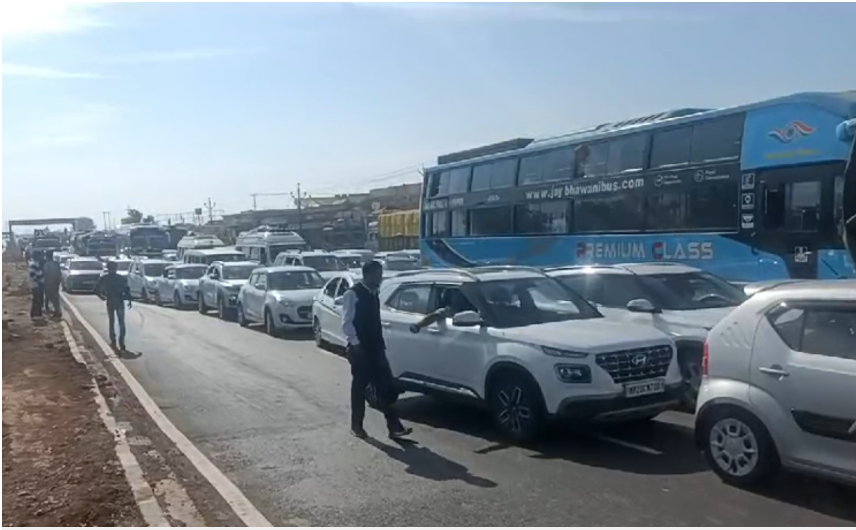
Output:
[759, 366, 790, 378]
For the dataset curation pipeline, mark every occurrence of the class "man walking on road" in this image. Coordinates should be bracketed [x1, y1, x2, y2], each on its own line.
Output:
[43, 250, 62, 318]
[342, 260, 412, 440]
[96, 260, 132, 351]
[27, 250, 46, 320]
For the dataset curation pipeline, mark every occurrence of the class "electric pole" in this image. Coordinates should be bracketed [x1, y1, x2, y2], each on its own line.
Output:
[291, 183, 308, 231]
[203, 198, 216, 224]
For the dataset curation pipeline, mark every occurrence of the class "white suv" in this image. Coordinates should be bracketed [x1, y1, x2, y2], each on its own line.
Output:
[379, 267, 683, 442]
[545, 263, 746, 408]
[696, 280, 856, 487]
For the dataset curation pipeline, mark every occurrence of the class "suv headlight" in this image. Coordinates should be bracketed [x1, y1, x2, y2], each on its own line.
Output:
[542, 346, 588, 359]
[278, 298, 294, 307]
[554, 364, 592, 383]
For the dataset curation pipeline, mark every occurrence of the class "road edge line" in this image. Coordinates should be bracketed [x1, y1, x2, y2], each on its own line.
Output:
[61, 321, 171, 527]
[61, 293, 273, 527]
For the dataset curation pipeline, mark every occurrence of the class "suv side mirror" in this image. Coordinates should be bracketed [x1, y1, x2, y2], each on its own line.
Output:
[452, 310, 483, 327]
[627, 298, 661, 314]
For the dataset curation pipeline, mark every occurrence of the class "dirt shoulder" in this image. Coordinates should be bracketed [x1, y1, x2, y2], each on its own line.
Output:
[2, 261, 143, 526]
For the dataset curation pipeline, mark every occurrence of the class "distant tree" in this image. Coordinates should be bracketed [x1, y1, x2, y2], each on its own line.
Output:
[122, 209, 143, 224]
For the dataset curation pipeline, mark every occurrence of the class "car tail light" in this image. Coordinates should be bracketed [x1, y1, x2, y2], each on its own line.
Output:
[702, 340, 710, 376]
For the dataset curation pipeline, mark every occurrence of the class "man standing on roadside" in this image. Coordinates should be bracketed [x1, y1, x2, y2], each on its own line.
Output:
[96, 260, 132, 351]
[27, 250, 46, 320]
[341, 260, 412, 440]
[43, 250, 62, 318]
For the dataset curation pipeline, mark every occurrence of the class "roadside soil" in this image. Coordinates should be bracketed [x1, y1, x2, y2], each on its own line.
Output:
[2, 259, 143, 526]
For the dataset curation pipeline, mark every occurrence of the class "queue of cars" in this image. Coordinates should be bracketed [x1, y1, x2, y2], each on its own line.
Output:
[60, 247, 856, 489]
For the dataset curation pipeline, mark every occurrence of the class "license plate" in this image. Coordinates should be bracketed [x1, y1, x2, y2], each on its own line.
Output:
[624, 379, 665, 398]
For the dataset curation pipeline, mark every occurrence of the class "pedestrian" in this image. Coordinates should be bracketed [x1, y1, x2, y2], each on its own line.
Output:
[27, 250, 46, 320]
[43, 249, 62, 318]
[341, 260, 412, 440]
[96, 260, 132, 351]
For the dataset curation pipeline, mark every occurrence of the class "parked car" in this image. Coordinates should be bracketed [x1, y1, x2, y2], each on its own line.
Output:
[61, 257, 103, 293]
[380, 256, 422, 277]
[272, 251, 347, 280]
[105, 257, 132, 277]
[127, 258, 172, 302]
[332, 252, 365, 274]
[742, 279, 804, 297]
[696, 280, 856, 487]
[545, 263, 745, 409]
[312, 271, 362, 348]
[154, 263, 207, 308]
[237, 266, 327, 335]
[376, 266, 682, 442]
[197, 261, 258, 320]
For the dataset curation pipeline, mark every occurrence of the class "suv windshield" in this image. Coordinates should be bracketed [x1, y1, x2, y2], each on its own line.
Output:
[269, 271, 326, 290]
[143, 263, 168, 277]
[384, 259, 420, 272]
[70, 261, 102, 271]
[222, 265, 256, 280]
[473, 277, 601, 328]
[337, 255, 363, 268]
[638, 272, 746, 310]
[302, 255, 346, 272]
[176, 266, 207, 279]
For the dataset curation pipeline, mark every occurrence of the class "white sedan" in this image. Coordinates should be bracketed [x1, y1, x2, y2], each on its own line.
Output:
[312, 272, 362, 349]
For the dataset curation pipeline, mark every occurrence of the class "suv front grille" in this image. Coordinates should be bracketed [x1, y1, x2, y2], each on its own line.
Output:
[595, 345, 673, 384]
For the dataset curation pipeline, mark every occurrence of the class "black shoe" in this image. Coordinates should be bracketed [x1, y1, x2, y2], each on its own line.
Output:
[119, 343, 126, 352]
[351, 426, 368, 439]
[388, 425, 413, 439]
[110, 340, 117, 350]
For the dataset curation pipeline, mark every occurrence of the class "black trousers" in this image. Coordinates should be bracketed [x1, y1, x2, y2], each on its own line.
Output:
[348, 345, 401, 430]
[44, 286, 61, 315]
[30, 287, 44, 318]
[107, 302, 126, 346]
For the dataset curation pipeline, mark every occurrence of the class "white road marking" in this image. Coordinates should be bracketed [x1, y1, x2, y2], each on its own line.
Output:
[61, 322, 171, 527]
[61, 293, 273, 527]
[594, 434, 663, 456]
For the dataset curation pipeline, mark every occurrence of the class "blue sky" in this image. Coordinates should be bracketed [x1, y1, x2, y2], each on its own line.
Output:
[3, 2, 856, 229]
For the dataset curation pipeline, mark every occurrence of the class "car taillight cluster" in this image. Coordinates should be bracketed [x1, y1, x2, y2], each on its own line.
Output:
[702, 340, 710, 376]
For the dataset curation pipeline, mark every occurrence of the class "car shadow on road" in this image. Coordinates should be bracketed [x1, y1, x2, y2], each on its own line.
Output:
[741, 472, 856, 523]
[364, 437, 497, 489]
[394, 395, 707, 476]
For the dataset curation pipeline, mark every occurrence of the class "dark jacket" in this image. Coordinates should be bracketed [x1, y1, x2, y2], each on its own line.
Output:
[97, 272, 131, 306]
[351, 282, 385, 354]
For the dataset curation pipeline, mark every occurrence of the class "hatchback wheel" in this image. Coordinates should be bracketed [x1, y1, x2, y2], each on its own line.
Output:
[313, 317, 324, 347]
[173, 291, 183, 309]
[154, 290, 162, 306]
[488, 371, 545, 444]
[141, 288, 149, 303]
[264, 309, 278, 337]
[701, 407, 778, 487]
[237, 303, 249, 328]
[197, 294, 207, 314]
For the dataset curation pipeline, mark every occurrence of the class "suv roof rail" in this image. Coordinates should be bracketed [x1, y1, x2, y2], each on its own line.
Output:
[392, 268, 480, 280]
[543, 264, 623, 272]
[469, 265, 545, 274]
[616, 261, 688, 268]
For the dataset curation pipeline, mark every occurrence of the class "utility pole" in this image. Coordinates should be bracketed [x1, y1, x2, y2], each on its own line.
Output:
[203, 198, 216, 224]
[291, 183, 308, 231]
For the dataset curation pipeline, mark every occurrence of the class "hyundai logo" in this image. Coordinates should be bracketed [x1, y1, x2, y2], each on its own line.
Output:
[631, 353, 648, 367]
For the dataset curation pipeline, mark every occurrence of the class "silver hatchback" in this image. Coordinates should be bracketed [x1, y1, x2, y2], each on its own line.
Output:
[695, 280, 856, 487]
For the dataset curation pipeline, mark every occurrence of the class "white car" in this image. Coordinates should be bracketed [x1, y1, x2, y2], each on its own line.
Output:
[546, 263, 746, 408]
[153, 263, 207, 308]
[272, 251, 348, 280]
[127, 258, 172, 302]
[378, 266, 683, 442]
[197, 261, 258, 320]
[380, 257, 422, 277]
[333, 252, 365, 275]
[237, 266, 327, 335]
[312, 271, 362, 348]
[105, 257, 132, 277]
[696, 280, 856, 487]
[61, 257, 103, 293]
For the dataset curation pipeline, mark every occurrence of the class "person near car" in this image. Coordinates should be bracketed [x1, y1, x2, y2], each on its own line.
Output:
[27, 249, 46, 319]
[409, 289, 470, 333]
[341, 260, 412, 440]
[96, 260, 132, 351]
[43, 249, 62, 317]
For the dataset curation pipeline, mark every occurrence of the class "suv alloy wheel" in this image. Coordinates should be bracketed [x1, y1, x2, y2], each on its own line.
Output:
[488, 370, 545, 443]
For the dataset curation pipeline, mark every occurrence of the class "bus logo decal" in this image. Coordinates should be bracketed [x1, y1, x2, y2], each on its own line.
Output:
[768, 120, 815, 144]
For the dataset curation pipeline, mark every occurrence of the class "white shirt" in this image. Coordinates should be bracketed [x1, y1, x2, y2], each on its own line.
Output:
[341, 288, 360, 346]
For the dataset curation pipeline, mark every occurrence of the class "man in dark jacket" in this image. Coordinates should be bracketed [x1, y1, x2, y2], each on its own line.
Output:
[43, 250, 62, 317]
[96, 260, 132, 350]
[27, 250, 46, 320]
[341, 260, 411, 439]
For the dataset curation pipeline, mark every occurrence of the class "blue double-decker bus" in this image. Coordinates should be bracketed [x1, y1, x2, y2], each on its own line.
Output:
[420, 91, 856, 282]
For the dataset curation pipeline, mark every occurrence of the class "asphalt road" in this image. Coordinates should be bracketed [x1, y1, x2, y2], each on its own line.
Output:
[67, 294, 856, 526]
